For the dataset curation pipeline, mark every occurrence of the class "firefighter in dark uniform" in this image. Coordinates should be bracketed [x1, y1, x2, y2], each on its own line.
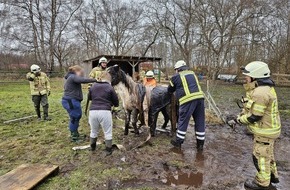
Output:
[168, 60, 205, 151]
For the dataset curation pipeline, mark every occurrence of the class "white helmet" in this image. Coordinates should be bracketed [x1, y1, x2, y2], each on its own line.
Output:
[99, 57, 107, 63]
[242, 61, 270, 78]
[174, 60, 186, 69]
[145, 70, 154, 78]
[30, 64, 41, 73]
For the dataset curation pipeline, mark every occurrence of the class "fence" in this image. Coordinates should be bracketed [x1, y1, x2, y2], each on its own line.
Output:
[0, 71, 64, 80]
[272, 74, 290, 87]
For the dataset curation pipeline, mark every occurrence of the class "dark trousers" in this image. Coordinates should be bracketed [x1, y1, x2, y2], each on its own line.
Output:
[61, 98, 82, 132]
[176, 99, 205, 143]
[32, 95, 49, 118]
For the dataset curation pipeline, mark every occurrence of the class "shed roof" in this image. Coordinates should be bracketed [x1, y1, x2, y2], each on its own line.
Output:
[83, 55, 162, 63]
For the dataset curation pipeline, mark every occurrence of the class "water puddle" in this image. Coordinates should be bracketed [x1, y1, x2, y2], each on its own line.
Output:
[162, 170, 203, 187]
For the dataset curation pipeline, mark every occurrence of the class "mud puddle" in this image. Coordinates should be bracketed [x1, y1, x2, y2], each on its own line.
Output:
[162, 170, 203, 188]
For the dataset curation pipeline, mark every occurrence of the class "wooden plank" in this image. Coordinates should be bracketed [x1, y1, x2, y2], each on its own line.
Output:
[0, 164, 59, 190]
[3, 115, 36, 124]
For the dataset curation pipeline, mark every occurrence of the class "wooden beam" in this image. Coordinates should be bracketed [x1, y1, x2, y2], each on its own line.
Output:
[0, 164, 59, 190]
[3, 115, 37, 124]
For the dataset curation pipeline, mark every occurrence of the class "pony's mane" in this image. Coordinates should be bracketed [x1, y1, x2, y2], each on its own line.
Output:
[119, 70, 137, 93]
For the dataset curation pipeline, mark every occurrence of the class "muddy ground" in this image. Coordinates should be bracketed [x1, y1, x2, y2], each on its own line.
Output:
[0, 81, 289, 190]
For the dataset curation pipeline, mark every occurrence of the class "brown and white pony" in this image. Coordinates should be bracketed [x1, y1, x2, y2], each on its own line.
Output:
[107, 65, 176, 136]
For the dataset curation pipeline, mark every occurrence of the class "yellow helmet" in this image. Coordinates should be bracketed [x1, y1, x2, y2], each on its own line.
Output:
[145, 70, 154, 78]
[174, 60, 186, 69]
[242, 61, 270, 78]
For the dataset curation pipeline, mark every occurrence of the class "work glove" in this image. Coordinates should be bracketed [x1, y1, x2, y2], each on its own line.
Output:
[227, 117, 242, 128]
[47, 91, 51, 96]
[27, 73, 35, 81]
[226, 113, 243, 129]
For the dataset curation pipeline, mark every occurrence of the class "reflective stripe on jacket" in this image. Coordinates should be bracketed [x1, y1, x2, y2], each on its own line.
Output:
[168, 70, 204, 105]
[239, 83, 281, 139]
[26, 72, 50, 95]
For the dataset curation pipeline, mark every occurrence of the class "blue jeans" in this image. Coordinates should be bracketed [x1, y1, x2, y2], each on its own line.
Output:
[176, 99, 205, 143]
[61, 98, 82, 132]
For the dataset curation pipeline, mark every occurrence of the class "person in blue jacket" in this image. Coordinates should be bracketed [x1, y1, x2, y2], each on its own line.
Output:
[62, 65, 97, 142]
[168, 60, 205, 151]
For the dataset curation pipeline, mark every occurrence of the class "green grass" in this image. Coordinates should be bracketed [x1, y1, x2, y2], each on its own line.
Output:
[0, 79, 134, 189]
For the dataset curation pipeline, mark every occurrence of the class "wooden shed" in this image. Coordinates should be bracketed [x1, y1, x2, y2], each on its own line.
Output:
[82, 55, 162, 79]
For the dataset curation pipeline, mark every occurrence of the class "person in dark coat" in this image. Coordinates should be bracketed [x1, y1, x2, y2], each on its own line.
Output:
[88, 78, 119, 155]
[62, 65, 97, 142]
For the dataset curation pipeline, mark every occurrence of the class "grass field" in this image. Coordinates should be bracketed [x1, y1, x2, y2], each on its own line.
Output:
[0, 79, 290, 190]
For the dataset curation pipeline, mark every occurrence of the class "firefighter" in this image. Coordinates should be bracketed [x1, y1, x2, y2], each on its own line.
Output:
[26, 64, 51, 121]
[227, 61, 281, 190]
[88, 57, 108, 84]
[168, 60, 205, 151]
[143, 70, 157, 87]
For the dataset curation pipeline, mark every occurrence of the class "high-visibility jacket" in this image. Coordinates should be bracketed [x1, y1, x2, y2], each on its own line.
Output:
[26, 72, 50, 95]
[239, 81, 281, 139]
[143, 78, 157, 87]
[168, 70, 204, 105]
[89, 66, 106, 81]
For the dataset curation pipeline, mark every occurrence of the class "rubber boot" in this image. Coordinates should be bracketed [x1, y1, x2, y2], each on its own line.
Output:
[105, 140, 113, 156]
[197, 139, 204, 152]
[170, 138, 182, 148]
[244, 179, 269, 190]
[90, 137, 97, 151]
[35, 107, 41, 121]
[70, 131, 80, 142]
[270, 173, 279, 184]
[43, 105, 51, 121]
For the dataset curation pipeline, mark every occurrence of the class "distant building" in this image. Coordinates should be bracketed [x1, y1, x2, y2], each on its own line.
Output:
[82, 55, 162, 80]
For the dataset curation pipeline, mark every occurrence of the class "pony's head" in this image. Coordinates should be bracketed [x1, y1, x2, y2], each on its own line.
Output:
[107, 65, 128, 87]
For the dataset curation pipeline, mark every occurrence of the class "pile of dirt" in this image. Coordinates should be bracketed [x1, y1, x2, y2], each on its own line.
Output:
[205, 109, 223, 125]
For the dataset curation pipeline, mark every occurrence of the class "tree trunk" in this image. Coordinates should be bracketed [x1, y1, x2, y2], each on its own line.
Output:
[49, 0, 57, 72]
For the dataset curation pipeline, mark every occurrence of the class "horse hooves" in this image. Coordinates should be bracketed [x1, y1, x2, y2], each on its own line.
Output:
[124, 131, 129, 136]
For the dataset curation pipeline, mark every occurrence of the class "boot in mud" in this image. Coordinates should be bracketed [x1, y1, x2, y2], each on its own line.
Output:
[197, 139, 204, 152]
[270, 173, 279, 184]
[244, 179, 269, 190]
[90, 137, 97, 151]
[105, 140, 113, 156]
[170, 138, 182, 149]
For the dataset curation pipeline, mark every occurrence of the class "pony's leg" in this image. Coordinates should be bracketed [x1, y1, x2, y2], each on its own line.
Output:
[124, 110, 131, 135]
[150, 111, 158, 137]
[161, 107, 170, 129]
[132, 109, 140, 135]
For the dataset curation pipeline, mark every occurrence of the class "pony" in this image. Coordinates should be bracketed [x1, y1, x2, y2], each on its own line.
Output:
[107, 65, 176, 136]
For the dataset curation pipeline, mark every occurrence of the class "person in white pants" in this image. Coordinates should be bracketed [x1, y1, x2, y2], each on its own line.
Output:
[88, 79, 119, 155]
